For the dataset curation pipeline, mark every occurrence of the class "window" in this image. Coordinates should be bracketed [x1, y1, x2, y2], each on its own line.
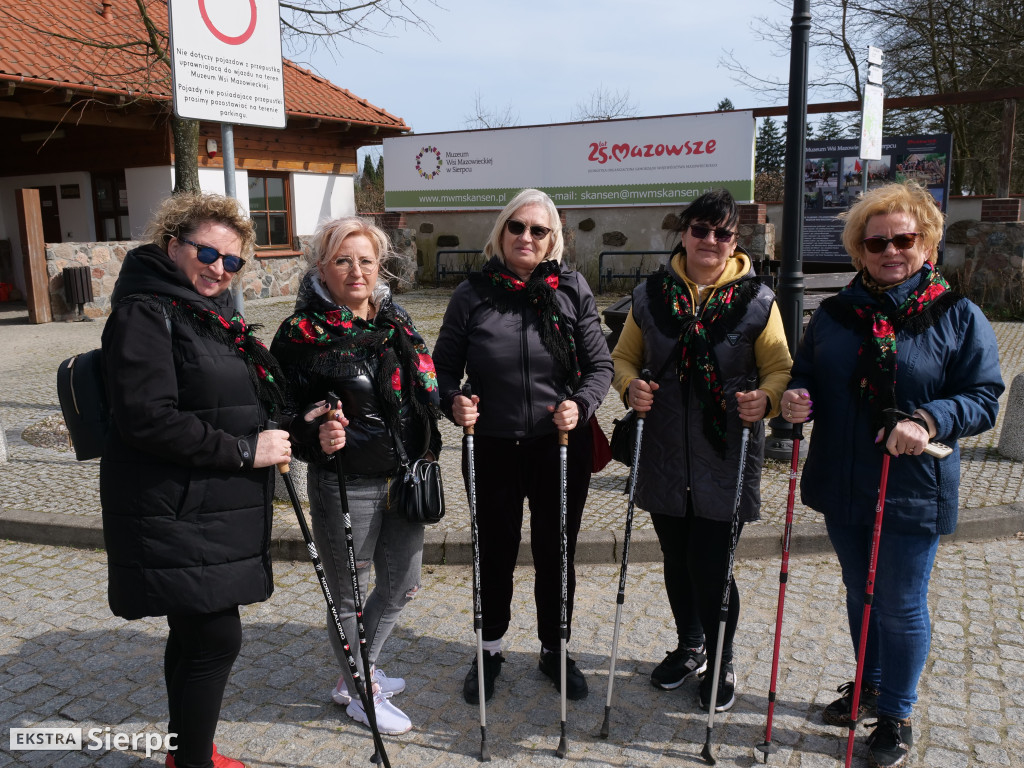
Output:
[248, 172, 292, 249]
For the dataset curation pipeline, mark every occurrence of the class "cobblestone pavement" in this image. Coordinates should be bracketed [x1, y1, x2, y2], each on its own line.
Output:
[2, 535, 1023, 767]
[1, 291, 1022, 559]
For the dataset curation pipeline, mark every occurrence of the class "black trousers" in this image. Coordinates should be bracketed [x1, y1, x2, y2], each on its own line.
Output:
[464, 427, 592, 650]
[650, 502, 744, 666]
[165, 607, 242, 768]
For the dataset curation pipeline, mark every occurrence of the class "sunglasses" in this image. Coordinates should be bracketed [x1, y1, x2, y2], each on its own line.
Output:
[689, 224, 736, 243]
[506, 219, 553, 239]
[861, 232, 920, 254]
[179, 238, 246, 273]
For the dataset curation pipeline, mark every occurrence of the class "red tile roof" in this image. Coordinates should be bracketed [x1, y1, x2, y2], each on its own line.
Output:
[0, 0, 408, 131]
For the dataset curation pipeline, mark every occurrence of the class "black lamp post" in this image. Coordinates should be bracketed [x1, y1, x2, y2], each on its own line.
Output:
[765, 0, 812, 461]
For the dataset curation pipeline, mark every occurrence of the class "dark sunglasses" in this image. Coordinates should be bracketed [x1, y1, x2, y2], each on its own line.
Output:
[861, 232, 920, 254]
[689, 224, 736, 243]
[178, 238, 246, 273]
[506, 219, 552, 239]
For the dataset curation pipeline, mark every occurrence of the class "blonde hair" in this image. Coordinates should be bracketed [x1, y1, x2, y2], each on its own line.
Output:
[145, 193, 256, 261]
[840, 181, 945, 270]
[483, 188, 564, 264]
[310, 216, 397, 288]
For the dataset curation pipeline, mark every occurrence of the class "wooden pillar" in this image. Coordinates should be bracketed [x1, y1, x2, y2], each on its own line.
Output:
[15, 189, 52, 324]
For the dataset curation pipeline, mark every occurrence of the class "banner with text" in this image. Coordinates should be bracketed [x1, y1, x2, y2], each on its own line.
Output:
[383, 113, 755, 210]
[802, 133, 953, 263]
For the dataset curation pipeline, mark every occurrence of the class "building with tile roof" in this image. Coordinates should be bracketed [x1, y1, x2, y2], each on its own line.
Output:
[0, 0, 409, 302]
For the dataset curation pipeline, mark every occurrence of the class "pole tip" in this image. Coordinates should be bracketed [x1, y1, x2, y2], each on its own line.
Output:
[701, 739, 716, 765]
[555, 737, 567, 759]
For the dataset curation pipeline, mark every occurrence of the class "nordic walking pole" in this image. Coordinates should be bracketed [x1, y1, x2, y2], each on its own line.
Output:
[701, 421, 753, 766]
[462, 383, 490, 762]
[555, 419, 571, 759]
[268, 419, 390, 768]
[844, 452, 891, 768]
[326, 395, 388, 766]
[600, 368, 652, 739]
[755, 421, 804, 763]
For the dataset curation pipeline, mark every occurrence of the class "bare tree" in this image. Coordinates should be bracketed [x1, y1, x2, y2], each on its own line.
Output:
[571, 86, 639, 122]
[719, 0, 1024, 194]
[2, 1, 439, 193]
[463, 91, 520, 129]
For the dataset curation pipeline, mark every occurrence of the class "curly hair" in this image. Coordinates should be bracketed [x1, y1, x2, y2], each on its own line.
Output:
[145, 193, 257, 260]
[840, 181, 945, 270]
[483, 188, 564, 264]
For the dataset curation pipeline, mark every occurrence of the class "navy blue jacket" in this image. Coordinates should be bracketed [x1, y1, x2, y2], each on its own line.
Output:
[790, 270, 1003, 535]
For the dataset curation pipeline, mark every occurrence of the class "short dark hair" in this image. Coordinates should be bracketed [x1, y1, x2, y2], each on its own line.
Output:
[677, 189, 739, 232]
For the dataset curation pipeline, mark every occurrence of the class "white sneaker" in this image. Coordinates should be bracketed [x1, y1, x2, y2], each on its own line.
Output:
[346, 691, 412, 735]
[331, 667, 406, 705]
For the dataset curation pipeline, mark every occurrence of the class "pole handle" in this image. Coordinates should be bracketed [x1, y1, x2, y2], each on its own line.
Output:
[636, 368, 652, 421]
[266, 420, 290, 474]
[461, 383, 475, 437]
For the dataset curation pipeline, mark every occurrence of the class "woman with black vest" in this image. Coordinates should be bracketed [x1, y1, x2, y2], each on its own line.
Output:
[611, 189, 792, 713]
[100, 193, 291, 768]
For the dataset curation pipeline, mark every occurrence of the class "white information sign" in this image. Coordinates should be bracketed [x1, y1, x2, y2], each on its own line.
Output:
[860, 83, 884, 161]
[169, 0, 286, 128]
[383, 112, 755, 210]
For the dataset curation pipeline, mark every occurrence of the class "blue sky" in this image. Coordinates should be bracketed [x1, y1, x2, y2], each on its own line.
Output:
[296, 0, 801, 163]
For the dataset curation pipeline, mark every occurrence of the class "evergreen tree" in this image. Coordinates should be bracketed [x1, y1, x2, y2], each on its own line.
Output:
[815, 113, 847, 140]
[756, 116, 785, 174]
[362, 154, 377, 186]
[716, 98, 735, 111]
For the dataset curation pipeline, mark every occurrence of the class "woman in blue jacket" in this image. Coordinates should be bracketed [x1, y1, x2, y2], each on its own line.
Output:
[782, 181, 1003, 768]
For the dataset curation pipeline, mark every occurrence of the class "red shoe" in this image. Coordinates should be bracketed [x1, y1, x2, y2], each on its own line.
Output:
[165, 744, 245, 768]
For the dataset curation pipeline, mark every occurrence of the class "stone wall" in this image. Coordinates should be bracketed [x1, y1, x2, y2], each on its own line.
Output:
[943, 220, 1024, 312]
[45, 240, 312, 322]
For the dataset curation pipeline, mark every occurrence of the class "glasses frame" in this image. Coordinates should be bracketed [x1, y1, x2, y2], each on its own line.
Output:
[506, 219, 553, 240]
[330, 255, 380, 275]
[861, 232, 921, 254]
[178, 237, 246, 273]
[688, 224, 737, 243]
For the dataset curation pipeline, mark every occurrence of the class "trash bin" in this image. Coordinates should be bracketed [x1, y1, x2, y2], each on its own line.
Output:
[62, 265, 93, 320]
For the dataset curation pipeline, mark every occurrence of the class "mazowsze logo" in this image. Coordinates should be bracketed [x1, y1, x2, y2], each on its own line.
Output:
[415, 146, 443, 180]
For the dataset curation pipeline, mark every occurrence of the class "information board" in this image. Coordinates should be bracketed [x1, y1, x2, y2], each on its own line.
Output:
[168, 0, 286, 129]
[802, 133, 953, 263]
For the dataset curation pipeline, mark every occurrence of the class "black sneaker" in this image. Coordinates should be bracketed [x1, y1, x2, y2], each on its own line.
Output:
[822, 680, 880, 727]
[651, 646, 708, 690]
[698, 661, 735, 712]
[538, 650, 589, 700]
[866, 716, 913, 768]
[463, 652, 504, 704]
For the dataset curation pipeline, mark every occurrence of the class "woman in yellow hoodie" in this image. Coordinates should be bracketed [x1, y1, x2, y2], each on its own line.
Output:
[611, 189, 791, 712]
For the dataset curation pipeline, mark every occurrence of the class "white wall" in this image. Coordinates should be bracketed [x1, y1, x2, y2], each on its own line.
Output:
[125, 166, 175, 238]
[0, 171, 96, 293]
[292, 172, 355, 236]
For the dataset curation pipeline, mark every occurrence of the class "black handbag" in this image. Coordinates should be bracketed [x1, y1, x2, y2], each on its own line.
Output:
[391, 430, 445, 525]
[610, 410, 639, 467]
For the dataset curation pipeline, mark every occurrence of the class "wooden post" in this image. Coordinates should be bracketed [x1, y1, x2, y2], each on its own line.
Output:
[15, 188, 52, 324]
[997, 99, 1016, 200]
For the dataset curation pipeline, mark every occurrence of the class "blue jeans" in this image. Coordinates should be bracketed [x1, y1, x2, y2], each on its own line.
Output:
[825, 518, 940, 720]
[308, 464, 424, 693]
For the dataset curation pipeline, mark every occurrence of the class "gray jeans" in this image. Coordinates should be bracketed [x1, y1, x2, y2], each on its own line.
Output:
[307, 463, 424, 693]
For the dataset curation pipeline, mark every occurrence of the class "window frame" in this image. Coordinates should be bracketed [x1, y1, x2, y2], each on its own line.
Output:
[247, 171, 294, 252]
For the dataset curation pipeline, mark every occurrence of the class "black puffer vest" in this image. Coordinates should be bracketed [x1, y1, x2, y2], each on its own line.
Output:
[631, 263, 775, 522]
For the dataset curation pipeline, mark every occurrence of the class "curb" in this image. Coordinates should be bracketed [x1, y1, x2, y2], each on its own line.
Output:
[3, 503, 1022, 565]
